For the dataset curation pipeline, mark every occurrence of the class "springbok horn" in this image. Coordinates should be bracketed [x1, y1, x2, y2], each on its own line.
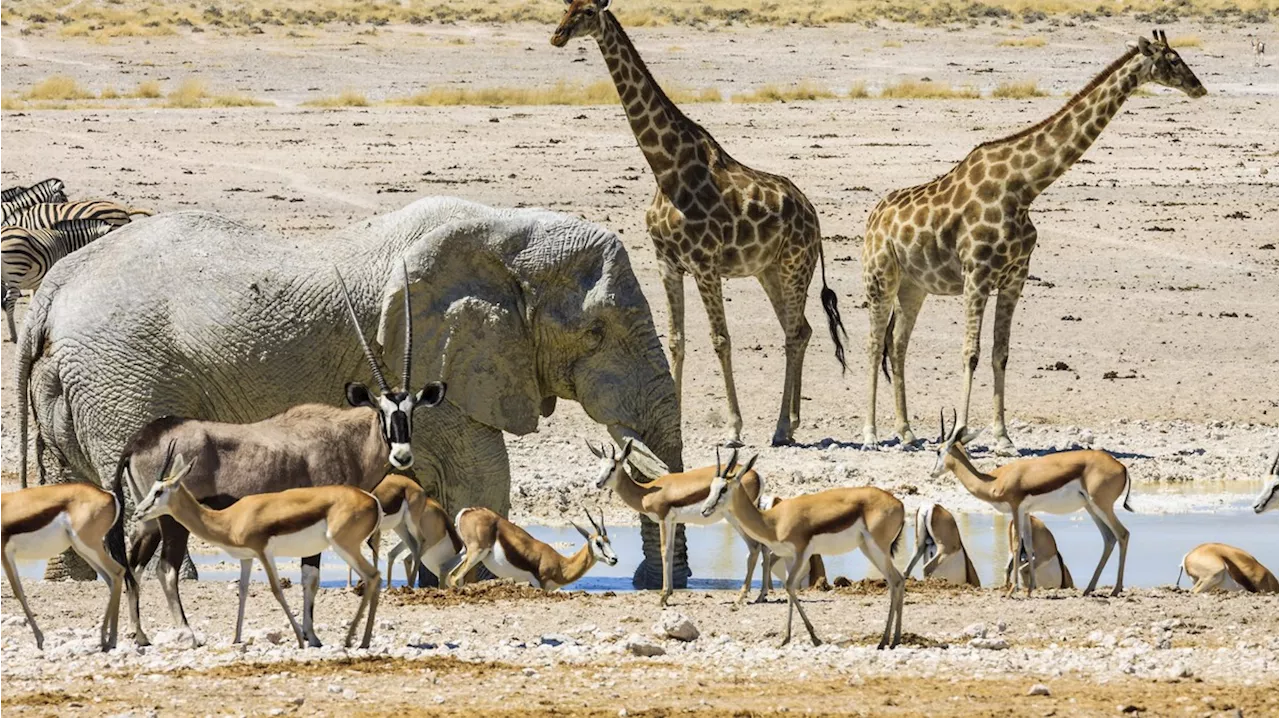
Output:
[158, 439, 177, 482]
[725, 448, 740, 476]
[335, 268, 391, 394]
[735, 454, 758, 480]
[716, 446, 722, 477]
[938, 408, 946, 444]
[586, 440, 602, 459]
[401, 260, 413, 391]
[598, 507, 607, 536]
[950, 408, 960, 441]
[584, 507, 600, 535]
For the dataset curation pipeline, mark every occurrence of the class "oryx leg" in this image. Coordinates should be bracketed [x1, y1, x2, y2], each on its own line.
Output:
[158, 518, 199, 647]
[301, 554, 322, 648]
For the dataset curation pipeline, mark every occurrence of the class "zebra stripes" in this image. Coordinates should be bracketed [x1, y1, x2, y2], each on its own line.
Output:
[2, 178, 68, 223]
[2, 220, 117, 341]
[6, 200, 152, 231]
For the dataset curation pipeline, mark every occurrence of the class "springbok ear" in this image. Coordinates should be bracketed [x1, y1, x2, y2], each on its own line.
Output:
[619, 439, 634, 463]
[415, 381, 447, 408]
[346, 382, 377, 409]
[587, 440, 605, 459]
[734, 454, 758, 480]
[168, 453, 196, 484]
[958, 426, 984, 445]
[569, 519, 592, 540]
[1136, 36, 1154, 56]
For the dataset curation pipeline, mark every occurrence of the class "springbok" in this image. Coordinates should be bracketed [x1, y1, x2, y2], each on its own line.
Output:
[1, 481, 141, 650]
[1005, 514, 1073, 590]
[903, 502, 980, 586]
[1177, 543, 1278, 594]
[1253, 453, 1278, 514]
[119, 263, 446, 647]
[931, 410, 1132, 596]
[590, 440, 770, 606]
[700, 455, 906, 649]
[760, 495, 828, 592]
[366, 472, 462, 588]
[445, 507, 617, 590]
[135, 446, 385, 648]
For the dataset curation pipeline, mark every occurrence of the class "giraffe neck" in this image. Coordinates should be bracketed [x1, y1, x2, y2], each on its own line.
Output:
[595, 12, 696, 193]
[996, 48, 1150, 201]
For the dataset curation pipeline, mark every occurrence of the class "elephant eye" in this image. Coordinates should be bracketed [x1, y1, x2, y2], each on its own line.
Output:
[585, 324, 604, 349]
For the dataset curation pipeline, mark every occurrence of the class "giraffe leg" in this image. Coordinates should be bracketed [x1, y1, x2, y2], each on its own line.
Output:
[889, 284, 927, 447]
[861, 249, 898, 449]
[990, 280, 1026, 456]
[694, 273, 743, 447]
[759, 268, 813, 446]
[957, 274, 992, 436]
[659, 261, 686, 412]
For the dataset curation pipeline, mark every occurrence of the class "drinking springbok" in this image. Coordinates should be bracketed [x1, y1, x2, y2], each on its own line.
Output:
[445, 507, 617, 591]
[1177, 543, 1278, 594]
[904, 502, 980, 586]
[1005, 514, 1073, 590]
[357, 472, 462, 588]
[134, 446, 385, 648]
[1252, 453, 1277, 514]
[1, 480, 141, 650]
[118, 263, 446, 647]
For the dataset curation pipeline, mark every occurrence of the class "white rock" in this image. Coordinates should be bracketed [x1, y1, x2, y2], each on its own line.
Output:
[1027, 684, 1051, 697]
[963, 623, 987, 639]
[327, 684, 343, 694]
[342, 688, 357, 700]
[968, 637, 1009, 650]
[652, 612, 699, 642]
[624, 635, 667, 657]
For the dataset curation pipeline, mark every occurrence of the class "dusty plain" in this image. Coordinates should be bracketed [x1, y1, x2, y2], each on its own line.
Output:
[1, 12, 1278, 717]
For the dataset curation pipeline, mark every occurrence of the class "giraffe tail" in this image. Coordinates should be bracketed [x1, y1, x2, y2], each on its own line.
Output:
[880, 311, 895, 383]
[817, 242, 847, 374]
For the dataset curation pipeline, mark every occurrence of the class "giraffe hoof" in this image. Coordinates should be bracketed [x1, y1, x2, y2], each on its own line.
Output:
[723, 438, 744, 449]
[993, 437, 1018, 457]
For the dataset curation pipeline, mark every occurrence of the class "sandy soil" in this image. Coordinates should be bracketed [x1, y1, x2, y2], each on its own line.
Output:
[1, 18, 1277, 714]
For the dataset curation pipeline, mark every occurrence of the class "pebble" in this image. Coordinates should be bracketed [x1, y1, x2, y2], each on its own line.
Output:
[968, 637, 1009, 650]
[963, 623, 987, 639]
[624, 635, 667, 657]
[1027, 684, 1051, 697]
[652, 611, 699, 642]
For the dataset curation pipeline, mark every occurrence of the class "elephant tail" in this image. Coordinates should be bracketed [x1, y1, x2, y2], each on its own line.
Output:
[817, 241, 847, 375]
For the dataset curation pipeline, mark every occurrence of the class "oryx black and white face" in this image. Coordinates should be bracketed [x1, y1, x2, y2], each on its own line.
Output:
[571, 508, 618, 566]
[337, 261, 447, 471]
[1254, 454, 1279, 514]
[346, 382, 446, 469]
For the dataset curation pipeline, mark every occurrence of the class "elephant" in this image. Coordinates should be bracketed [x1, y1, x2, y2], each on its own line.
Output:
[15, 196, 689, 594]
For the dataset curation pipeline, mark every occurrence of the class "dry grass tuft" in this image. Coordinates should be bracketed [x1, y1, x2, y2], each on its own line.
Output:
[992, 80, 1047, 98]
[391, 81, 718, 107]
[882, 39, 903, 48]
[999, 36, 1048, 48]
[668, 85, 723, 103]
[160, 78, 270, 108]
[302, 89, 370, 107]
[848, 81, 870, 99]
[26, 75, 94, 101]
[881, 79, 979, 100]
[1167, 35, 1202, 48]
[732, 80, 837, 103]
[1, 95, 27, 111]
[132, 80, 162, 98]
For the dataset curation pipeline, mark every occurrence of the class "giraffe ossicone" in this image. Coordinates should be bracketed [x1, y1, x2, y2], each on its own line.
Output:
[861, 29, 1205, 456]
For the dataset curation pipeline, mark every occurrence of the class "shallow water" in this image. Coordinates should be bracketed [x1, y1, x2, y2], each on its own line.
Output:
[21, 490, 1274, 592]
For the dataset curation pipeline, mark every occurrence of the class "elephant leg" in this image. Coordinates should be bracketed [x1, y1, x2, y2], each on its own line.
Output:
[634, 516, 689, 590]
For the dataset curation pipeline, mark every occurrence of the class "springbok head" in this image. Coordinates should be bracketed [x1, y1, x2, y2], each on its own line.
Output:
[569, 507, 618, 566]
[136, 441, 197, 523]
[337, 262, 446, 470]
[589, 438, 634, 490]
[1253, 452, 1279, 514]
[931, 409, 980, 478]
[701, 448, 756, 518]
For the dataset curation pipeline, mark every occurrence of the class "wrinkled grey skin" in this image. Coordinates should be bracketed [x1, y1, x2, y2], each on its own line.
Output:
[17, 196, 687, 589]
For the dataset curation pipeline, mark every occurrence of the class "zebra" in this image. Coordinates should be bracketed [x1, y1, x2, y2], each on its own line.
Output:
[6, 199, 152, 231]
[2, 178, 68, 222]
[2, 219, 116, 342]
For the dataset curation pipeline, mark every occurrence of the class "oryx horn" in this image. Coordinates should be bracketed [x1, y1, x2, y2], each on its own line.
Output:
[158, 439, 177, 481]
[400, 260, 413, 391]
[335, 267, 391, 394]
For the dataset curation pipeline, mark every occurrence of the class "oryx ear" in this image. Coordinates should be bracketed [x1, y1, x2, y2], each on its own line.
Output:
[415, 381, 447, 408]
[346, 382, 377, 409]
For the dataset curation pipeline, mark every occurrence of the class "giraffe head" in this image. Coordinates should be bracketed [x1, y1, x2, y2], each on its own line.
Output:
[551, 0, 609, 47]
[1135, 29, 1206, 98]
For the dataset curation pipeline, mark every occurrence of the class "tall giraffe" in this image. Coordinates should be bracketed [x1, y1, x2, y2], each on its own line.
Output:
[862, 31, 1205, 454]
[552, 0, 846, 449]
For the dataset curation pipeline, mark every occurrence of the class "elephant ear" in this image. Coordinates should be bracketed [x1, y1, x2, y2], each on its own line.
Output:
[377, 218, 543, 436]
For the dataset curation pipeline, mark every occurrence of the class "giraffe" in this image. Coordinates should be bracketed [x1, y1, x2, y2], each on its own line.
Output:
[552, 0, 846, 449]
[861, 30, 1205, 455]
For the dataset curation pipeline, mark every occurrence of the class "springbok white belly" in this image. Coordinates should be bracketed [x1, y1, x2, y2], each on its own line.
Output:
[1020, 483, 1088, 515]
[6, 513, 73, 560]
[381, 504, 407, 534]
[257, 520, 332, 558]
[421, 536, 459, 575]
[481, 541, 540, 588]
[806, 520, 867, 557]
[771, 556, 811, 583]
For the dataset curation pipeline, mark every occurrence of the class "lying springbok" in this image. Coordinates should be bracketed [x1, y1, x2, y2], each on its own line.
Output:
[119, 264, 446, 647]
[135, 446, 384, 648]
[1005, 514, 1073, 590]
[365, 472, 462, 588]
[904, 502, 980, 586]
[931, 410, 1132, 596]
[590, 440, 770, 606]
[701, 455, 906, 649]
[1253, 453, 1278, 514]
[1177, 543, 1278, 594]
[1, 481, 141, 650]
[445, 507, 616, 590]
